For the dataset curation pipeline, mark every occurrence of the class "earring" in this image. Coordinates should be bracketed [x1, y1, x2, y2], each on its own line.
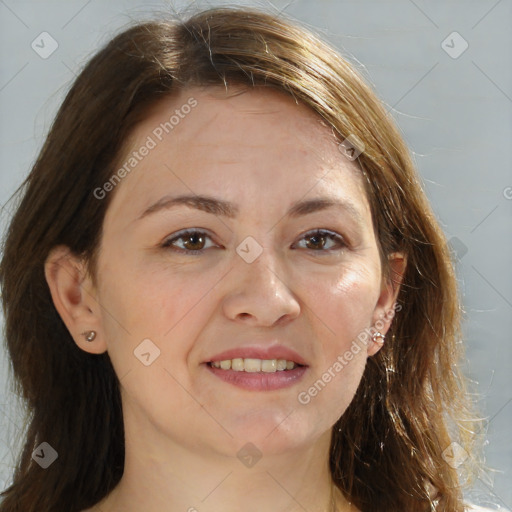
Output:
[81, 330, 96, 342]
[372, 332, 385, 345]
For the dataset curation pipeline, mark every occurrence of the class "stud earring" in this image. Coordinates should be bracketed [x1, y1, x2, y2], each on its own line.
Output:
[81, 330, 97, 342]
[372, 332, 385, 345]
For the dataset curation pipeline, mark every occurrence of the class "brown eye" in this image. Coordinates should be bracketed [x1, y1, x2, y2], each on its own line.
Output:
[162, 230, 215, 254]
[305, 233, 327, 250]
[296, 229, 346, 252]
[182, 232, 206, 251]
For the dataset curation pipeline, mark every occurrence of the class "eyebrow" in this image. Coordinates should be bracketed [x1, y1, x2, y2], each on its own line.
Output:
[137, 194, 364, 223]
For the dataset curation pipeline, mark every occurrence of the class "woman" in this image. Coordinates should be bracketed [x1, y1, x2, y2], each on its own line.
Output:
[0, 6, 487, 512]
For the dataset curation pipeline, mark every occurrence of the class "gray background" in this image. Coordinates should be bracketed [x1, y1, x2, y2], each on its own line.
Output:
[0, 0, 510, 509]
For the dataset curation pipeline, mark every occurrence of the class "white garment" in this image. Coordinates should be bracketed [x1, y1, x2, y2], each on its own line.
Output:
[465, 503, 510, 511]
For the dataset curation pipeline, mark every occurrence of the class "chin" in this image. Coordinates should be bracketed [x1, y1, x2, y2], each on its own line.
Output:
[223, 408, 325, 456]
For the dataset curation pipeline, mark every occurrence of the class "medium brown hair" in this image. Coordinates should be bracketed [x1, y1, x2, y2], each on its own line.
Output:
[0, 6, 478, 511]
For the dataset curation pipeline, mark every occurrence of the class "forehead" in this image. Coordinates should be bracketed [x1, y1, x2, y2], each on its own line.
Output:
[137, 86, 340, 163]
[104, 85, 368, 223]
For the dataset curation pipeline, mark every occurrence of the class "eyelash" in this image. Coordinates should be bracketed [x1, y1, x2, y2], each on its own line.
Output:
[161, 229, 347, 255]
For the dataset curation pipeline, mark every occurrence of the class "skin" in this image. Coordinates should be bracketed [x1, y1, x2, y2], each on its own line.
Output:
[45, 85, 405, 512]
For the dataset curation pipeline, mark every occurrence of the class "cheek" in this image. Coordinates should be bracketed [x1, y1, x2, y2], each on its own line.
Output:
[295, 265, 379, 419]
[97, 252, 222, 337]
[306, 263, 381, 348]
[94, 255, 206, 374]
[94, 258, 220, 443]
[298, 351, 367, 427]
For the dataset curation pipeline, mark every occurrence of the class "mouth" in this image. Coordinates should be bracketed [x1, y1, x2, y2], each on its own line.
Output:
[207, 358, 305, 372]
[204, 357, 308, 391]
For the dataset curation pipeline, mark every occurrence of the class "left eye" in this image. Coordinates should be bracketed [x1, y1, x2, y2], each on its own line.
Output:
[293, 229, 346, 252]
[161, 229, 346, 254]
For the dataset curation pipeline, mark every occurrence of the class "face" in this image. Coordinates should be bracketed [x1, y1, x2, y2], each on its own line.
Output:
[81, 86, 398, 459]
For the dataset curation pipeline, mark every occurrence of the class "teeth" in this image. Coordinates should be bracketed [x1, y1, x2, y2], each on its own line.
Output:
[210, 358, 299, 372]
[244, 358, 261, 372]
[232, 358, 244, 371]
[261, 359, 277, 372]
[276, 359, 287, 371]
[219, 360, 231, 370]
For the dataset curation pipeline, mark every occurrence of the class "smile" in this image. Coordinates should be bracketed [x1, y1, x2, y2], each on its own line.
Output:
[206, 359, 308, 391]
[209, 358, 302, 372]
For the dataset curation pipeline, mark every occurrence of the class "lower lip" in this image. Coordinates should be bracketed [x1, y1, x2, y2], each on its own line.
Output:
[205, 363, 308, 391]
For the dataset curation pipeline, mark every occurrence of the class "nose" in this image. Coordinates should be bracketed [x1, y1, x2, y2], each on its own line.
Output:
[221, 246, 301, 327]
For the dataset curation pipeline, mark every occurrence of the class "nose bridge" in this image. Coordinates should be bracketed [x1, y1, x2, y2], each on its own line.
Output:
[222, 234, 300, 325]
[236, 235, 288, 295]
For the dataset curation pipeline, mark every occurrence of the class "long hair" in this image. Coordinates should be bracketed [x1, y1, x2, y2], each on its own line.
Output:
[0, 6, 478, 511]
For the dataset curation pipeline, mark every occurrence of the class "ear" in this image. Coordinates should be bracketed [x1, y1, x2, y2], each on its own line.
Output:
[44, 245, 107, 354]
[367, 252, 407, 357]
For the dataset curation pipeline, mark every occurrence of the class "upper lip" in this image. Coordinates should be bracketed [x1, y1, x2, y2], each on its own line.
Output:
[206, 345, 308, 366]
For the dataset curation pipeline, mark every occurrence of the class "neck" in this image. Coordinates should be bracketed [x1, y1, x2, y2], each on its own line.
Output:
[92, 413, 355, 512]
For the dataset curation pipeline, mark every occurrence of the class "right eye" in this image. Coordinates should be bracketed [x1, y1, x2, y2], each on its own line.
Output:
[161, 229, 218, 255]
